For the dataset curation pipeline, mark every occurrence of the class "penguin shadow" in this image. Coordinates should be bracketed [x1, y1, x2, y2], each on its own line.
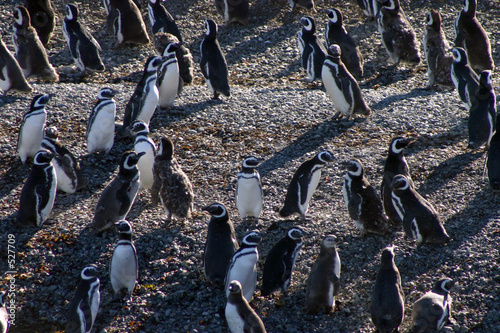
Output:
[0, 156, 30, 201]
[368, 85, 440, 111]
[0, 92, 30, 106]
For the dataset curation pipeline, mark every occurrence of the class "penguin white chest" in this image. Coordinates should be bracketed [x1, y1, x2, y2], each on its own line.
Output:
[88, 280, 100, 324]
[135, 141, 155, 190]
[138, 78, 159, 125]
[236, 174, 262, 218]
[87, 104, 115, 153]
[322, 61, 351, 115]
[157, 59, 179, 109]
[226, 250, 258, 301]
[391, 193, 405, 221]
[298, 166, 322, 214]
[110, 243, 138, 293]
[225, 302, 245, 333]
[0, 66, 10, 91]
[37, 165, 57, 225]
[18, 113, 46, 162]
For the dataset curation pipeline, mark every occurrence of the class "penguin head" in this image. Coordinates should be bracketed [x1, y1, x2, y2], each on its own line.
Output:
[434, 278, 455, 294]
[327, 8, 342, 26]
[33, 149, 56, 165]
[157, 137, 175, 160]
[452, 47, 467, 65]
[80, 264, 99, 280]
[228, 280, 243, 296]
[115, 220, 133, 234]
[241, 156, 262, 170]
[425, 9, 441, 31]
[154, 32, 180, 55]
[345, 158, 364, 177]
[65, 4, 79, 22]
[44, 126, 59, 140]
[389, 137, 412, 155]
[287, 227, 304, 241]
[378, 0, 398, 12]
[322, 234, 337, 248]
[30, 93, 52, 110]
[204, 19, 218, 38]
[316, 151, 335, 164]
[97, 87, 117, 100]
[241, 230, 262, 247]
[120, 150, 146, 171]
[479, 70, 492, 90]
[130, 120, 150, 137]
[391, 174, 411, 191]
[380, 245, 396, 264]
[13, 6, 31, 28]
[327, 44, 341, 58]
[163, 42, 180, 56]
[202, 202, 228, 219]
[145, 56, 165, 72]
[300, 17, 316, 33]
[463, 0, 476, 16]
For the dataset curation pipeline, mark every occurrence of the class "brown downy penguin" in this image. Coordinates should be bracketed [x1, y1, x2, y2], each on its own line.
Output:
[225, 280, 267, 333]
[214, 0, 250, 25]
[105, 0, 150, 47]
[25, 0, 55, 46]
[153, 32, 194, 88]
[0, 34, 32, 94]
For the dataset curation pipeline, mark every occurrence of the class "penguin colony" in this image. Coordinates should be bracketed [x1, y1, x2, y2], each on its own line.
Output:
[1, 0, 498, 331]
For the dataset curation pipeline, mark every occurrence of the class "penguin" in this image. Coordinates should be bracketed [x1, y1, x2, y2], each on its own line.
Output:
[156, 42, 180, 109]
[41, 126, 85, 194]
[288, 0, 315, 12]
[16, 149, 57, 227]
[451, 47, 479, 109]
[0, 291, 9, 333]
[225, 230, 261, 302]
[0, 34, 32, 94]
[325, 8, 364, 79]
[322, 45, 371, 119]
[118, 56, 164, 138]
[486, 114, 500, 191]
[391, 174, 450, 244]
[62, 3, 105, 75]
[200, 19, 230, 99]
[106, 0, 150, 47]
[454, 0, 494, 73]
[261, 227, 304, 297]
[342, 159, 389, 236]
[236, 156, 263, 224]
[25, 0, 55, 46]
[147, 0, 183, 41]
[355, 0, 379, 20]
[129, 120, 156, 190]
[154, 32, 194, 87]
[92, 151, 145, 235]
[279, 151, 335, 220]
[225, 280, 267, 333]
[203, 202, 239, 285]
[380, 136, 413, 226]
[86, 87, 117, 154]
[303, 235, 341, 314]
[411, 278, 455, 333]
[297, 16, 326, 83]
[110, 220, 138, 296]
[468, 70, 496, 149]
[423, 9, 454, 88]
[370, 245, 404, 333]
[214, 0, 250, 25]
[376, 0, 421, 65]
[66, 264, 100, 333]
[11, 5, 58, 82]
[17, 94, 50, 164]
[151, 137, 194, 220]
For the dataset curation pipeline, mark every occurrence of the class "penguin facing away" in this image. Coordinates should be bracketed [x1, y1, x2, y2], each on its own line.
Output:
[130, 120, 157, 190]
[25, 0, 55, 46]
[0, 291, 8, 333]
[147, 0, 183, 41]
[107, 0, 150, 46]
[0, 34, 32, 94]
[451, 47, 479, 109]
[110, 220, 138, 296]
[156, 42, 180, 109]
[236, 156, 263, 224]
[214, 0, 249, 25]
[153, 32, 194, 87]
[303, 235, 341, 314]
[225, 280, 267, 333]
[486, 114, 500, 191]
[297, 16, 326, 83]
[468, 70, 496, 149]
[86, 87, 117, 154]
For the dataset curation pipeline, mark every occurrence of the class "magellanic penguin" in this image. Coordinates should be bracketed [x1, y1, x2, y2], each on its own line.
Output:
[376, 0, 421, 65]
[468, 70, 496, 150]
[322, 45, 371, 119]
[62, 4, 105, 75]
[423, 9, 454, 88]
[261, 227, 304, 297]
[225, 230, 261, 302]
[342, 159, 389, 236]
[154, 32, 194, 87]
[147, 0, 183, 40]
[156, 42, 180, 109]
[92, 150, 145, 235]
[105, 0, 150, 47]
[41, 126, 85, 194]
[130, 120, 157, 190]
[451, 47, 479, 109]
[381, 136, 414, 226]
[86, 87, 117, 154]
[110, 220, 138, 297]
[214, 0, 249, 25]
[411, 278, 455, 333]
[325, 8, 364, 79]
[236, 156, 263, 224]
[25, 0, 55, 46]
[0, 291, 8, 333]
[16, 149, 57, 227]
[454, 0, 494, 73]
[203, 202, 239, 285]
[370, 245, 404, 333]
[200, 19, 230, 99]
[303, 235, 341, 314]
[17, 93, 50, 164]
[226, 280, 267, 333]
[151, 137, 194, 221]
[486, 114, 500, 191]
[355, 0, 379, 20]
[297, 16, 326, 83]
[11, 5, 58, 82]
[0, 34, 32, 94]
[279, 151, 335, 220]
[391, 174, 450, 244]
[66, 264, 100, 333]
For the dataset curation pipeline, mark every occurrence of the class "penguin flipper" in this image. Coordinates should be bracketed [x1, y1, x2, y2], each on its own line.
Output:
[60, 154, 77, 181]
[382, 29, 396, 54]
[330, 272, 340, 296]
[402, 212, 415, 238]
[116, 187, 133, 216]
[347, 193, 361, 221]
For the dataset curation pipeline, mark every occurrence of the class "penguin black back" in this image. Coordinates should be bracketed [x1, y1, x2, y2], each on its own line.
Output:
[148, 0, 183, 41]
[468, 70, 496, 149]
[487, 113, 500, 191]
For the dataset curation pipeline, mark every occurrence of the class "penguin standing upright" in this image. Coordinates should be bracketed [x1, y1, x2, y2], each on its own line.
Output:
[106, 0, 150, 47]
[154, 32, 194, 87]
[391, 174, 450, 244]
[41, 126, 85, 194]
[110, 220, 138, 296]
[25, 0, 55, 46]
[303, 235, 341, 314]
[130, 120, 156, 190]
[156, 42, 180, 109]
[468, 70, 496, 149]
[454, 0, 494, 73]
[342, 159, 389, 236]
[225, 280, 267, 333]
[370, 245, 404, 333]
[325, 8, 364, 79]
[16, 149, 57, 227]
[200, 19, 230, 99]
[147, 0, 183, 40]
[203, 202, 239, 285]
[11, 5, 58, 82]
[17, 94, 50, 164]
[214, 0, 249, 25]
[279, 151, 335, 220]
[62, 3, 105, 75]
[92, 151, 145, 235]
[225, 230, 261, 302]
[86, 87, 117, 154]
[0, 34, 32, 94]
[236, 156, 263, 224]
[66, 264, 100, 333]
[451, 47, 479, 109]
[322, 45, 371, 119]
[297, 17, 326, 83]
[486, 114, 500, 191]
[151, 137, 194, 220]
[261, 227, 304, 297]
[0, 291, 8, 333]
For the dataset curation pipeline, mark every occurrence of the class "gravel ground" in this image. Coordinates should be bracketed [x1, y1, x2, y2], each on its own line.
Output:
[1, 0, 500, 332]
